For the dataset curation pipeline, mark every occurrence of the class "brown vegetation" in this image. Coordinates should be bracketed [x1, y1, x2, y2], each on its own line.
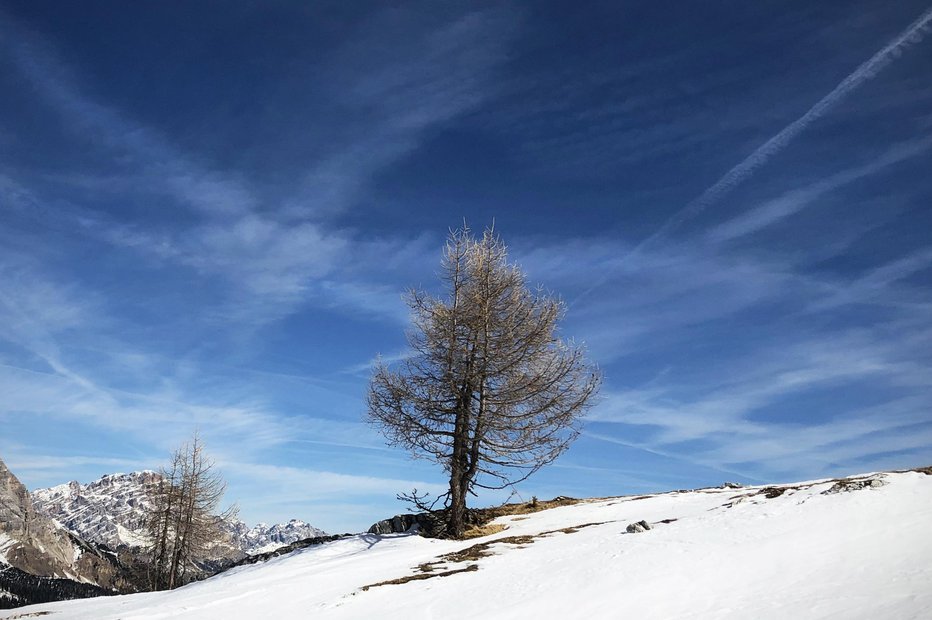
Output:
[360, 520, 608, 592]
[367, 227, 600, 538]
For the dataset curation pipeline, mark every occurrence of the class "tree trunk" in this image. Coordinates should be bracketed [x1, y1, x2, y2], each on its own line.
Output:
[448, 468, 466, 538]
[447, 386, 471, 538]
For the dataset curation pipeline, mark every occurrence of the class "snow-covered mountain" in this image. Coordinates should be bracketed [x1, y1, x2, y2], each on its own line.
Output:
[32, 472, 327, 555]
[32, 471, 160, 548]
[224, 518, 329, 555]
[7, 467, 931, 619]
[0, 456, 135, 605]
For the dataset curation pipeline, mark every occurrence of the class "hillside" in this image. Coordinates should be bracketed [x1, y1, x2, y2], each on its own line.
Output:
[3, 467, 930, 619]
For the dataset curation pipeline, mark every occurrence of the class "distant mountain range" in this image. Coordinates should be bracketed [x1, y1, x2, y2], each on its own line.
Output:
[32, 471, 326, 555]
[1, 457, 326, 610]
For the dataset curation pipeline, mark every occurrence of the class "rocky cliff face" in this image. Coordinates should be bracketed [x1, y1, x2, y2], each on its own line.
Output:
[32, 471, 161, 548]
[0, 457, 131, 593]
[33, 471, 327, 555]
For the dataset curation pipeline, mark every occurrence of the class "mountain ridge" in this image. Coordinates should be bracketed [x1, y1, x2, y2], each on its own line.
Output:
[31, 471, 327, 556]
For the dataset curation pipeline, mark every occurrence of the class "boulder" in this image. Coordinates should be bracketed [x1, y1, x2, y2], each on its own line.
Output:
[625, 520, 651, 533]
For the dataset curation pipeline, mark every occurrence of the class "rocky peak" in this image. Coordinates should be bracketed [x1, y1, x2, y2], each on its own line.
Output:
[0, 456, 131, 593]
[33, 471, 162, 548]
[33, 471, 327, 555]
[0, 456, 33, 539]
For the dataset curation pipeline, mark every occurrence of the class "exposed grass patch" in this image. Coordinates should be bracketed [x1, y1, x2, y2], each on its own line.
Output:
[361, 565, 479, 591]
[440, 535, 538, 564]
[468, 496, 580, 526]
[554, 522, 606, 534]
[461, 523, 507, 539]
[359, 520, 609, 593]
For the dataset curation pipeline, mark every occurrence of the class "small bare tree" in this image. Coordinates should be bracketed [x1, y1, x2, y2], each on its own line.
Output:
[144, 433, 237, 590]
[367, 227, 601, 538]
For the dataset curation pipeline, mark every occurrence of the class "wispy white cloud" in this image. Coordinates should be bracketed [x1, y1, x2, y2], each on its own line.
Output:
[586, 327, 932, 481]
[701, 396, 932, 468]
[707, 135, 932, 243]
[0, 264, 375, 463]
[339, 349, 413, 377]
[220, 462, 447, 501]
[288, 7, 516, 217]
[0, 6, 512, 326]
[567, 8, 932, 307]
[807, 247, 932, 313]
[2, 454, 154, 479]
[647, 6, 932, 244]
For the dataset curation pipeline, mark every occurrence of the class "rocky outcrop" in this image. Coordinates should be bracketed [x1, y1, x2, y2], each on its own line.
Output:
[822, 475, 886, 495]
[0, 457, 31, 540]
[367, 513, 443, 536]
[0, 456, 133, 594]
[232, 534, 347, 567]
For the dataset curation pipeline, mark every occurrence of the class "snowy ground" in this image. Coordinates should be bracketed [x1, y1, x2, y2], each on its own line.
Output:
[3, 469, 930, 620]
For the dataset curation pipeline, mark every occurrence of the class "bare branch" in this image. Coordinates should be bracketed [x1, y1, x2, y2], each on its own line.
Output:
[366, 226, 601, 538]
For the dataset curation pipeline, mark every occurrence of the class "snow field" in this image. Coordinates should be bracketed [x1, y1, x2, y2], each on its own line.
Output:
[2, 470, 930, 620]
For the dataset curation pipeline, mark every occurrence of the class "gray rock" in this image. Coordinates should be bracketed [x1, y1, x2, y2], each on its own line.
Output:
[367, 512, 443, 536]
[822, 476, 886, 495]
[626, 520, 651, 533]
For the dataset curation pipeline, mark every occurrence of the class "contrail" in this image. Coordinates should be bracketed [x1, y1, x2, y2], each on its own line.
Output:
[572, 5, 932, 306]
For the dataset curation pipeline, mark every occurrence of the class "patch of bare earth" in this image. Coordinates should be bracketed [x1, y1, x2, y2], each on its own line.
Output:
[360, 522, 608, 591]
[360, 565, 479, 591]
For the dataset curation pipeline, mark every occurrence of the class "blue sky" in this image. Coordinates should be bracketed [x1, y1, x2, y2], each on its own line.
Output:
[1, 1, 931, 533]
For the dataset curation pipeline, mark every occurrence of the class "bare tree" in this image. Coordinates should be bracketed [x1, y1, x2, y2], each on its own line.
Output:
[367, 227, 601, 538]
[144, 433, 237, 590]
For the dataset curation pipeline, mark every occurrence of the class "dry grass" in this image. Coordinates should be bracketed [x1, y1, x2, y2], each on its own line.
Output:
[439, 535, 538, 564]
[361, 564, 479, 590]
[439, 496, 582, 541]
[358, 519, 607, 593]
[461, 523, 507, 539]
[465, 496, 580, 531]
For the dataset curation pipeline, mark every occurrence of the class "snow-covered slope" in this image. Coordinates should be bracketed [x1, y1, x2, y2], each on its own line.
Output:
[32, 472, 326, 555]
[6, 468, 931, 620]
